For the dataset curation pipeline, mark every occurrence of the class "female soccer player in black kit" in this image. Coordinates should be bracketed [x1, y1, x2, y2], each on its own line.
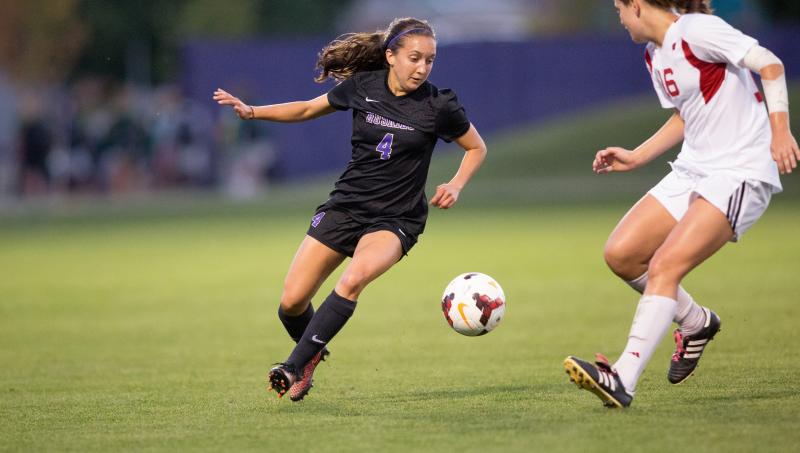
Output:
[214, 18, 487, 401]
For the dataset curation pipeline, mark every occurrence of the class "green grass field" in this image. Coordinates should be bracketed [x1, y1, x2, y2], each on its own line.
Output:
[1, 93, 799, 452]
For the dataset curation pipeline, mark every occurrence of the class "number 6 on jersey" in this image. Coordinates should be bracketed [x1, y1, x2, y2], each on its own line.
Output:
[662, 68, 680, 96]
[376, 133, 394, 160]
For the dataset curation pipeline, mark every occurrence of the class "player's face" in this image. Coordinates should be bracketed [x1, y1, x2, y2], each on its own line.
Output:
[386, 35, 436, 95]
[614, 0, 647, 44]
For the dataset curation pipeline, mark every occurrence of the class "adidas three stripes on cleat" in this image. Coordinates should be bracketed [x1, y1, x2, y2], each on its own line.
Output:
[668, 308, 721, 384]
[564, 353, 633, 408]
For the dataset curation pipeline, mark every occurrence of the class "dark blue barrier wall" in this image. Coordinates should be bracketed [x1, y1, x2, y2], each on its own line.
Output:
[182, 29, 799, 181]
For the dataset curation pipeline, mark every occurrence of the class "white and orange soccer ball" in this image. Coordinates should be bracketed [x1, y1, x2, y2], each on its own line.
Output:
[441, 272, 506, 336]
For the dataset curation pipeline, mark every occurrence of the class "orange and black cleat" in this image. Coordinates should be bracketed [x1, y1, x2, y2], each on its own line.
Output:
[267, 363, 299, 398]
[288, 349, 330, 402]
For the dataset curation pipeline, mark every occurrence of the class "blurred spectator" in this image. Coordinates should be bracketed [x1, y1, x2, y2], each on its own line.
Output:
[148, 85, 236, 192]
[151, 87, 217, 189]
[1, 78, 277, 200]
[217, 87, 276, 200]
[17, 90, 53, 196]
[0, 69, 18, 198]
[19, 118, 52, 196]
[96, 87, 151, 193]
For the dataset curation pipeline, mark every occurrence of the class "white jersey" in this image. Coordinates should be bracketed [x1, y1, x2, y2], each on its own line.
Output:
[644, 14, 782, 191]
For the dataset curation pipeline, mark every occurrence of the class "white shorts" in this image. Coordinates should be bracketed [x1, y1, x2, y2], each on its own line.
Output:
[648, 164, 772, 242]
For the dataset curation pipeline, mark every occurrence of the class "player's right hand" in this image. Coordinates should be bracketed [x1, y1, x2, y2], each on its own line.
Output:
[593, 147, 638, 174]
[770, 129, 799, 175]
[213, 88, 254, 120]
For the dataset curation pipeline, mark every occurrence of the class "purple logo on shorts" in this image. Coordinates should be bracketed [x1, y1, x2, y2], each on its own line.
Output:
[311, 212, 326, 228]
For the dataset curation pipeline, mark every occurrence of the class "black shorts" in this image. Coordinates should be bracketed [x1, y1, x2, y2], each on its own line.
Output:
[306, 209, 420, 257]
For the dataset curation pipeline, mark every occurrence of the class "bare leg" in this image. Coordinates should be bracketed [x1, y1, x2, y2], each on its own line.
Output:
[646, 197, 733, 298]
[604, 194, 677, 281]
[280, 235, 346, 315]
[335, 230, 403, 300]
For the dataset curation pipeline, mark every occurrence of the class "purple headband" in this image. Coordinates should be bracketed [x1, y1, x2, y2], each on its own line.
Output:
[384, 28, 429, 50]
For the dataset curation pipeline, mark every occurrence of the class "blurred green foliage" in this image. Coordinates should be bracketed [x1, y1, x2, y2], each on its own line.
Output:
[0, 0, 86, 84]
[69, 0, 352, 84]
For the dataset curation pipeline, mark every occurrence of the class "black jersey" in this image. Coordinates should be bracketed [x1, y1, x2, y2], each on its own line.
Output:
[322, 68, 470, 233]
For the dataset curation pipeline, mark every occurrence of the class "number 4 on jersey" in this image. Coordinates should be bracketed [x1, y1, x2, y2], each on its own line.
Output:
[376, 133, 394, 160]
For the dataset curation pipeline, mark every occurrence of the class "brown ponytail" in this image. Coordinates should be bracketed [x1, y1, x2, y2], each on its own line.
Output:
[617, 0, 713, 14]
[314, 32, 385, 83]
[315, 17, 436, 83]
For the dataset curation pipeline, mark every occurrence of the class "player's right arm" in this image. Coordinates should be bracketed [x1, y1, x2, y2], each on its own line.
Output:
[740, 45, 799, 174]
[213, 89, 336, 122]
[593, 110, 684, 174]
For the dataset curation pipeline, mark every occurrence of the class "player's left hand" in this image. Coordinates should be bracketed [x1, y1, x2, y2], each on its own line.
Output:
[430, 183, 460, 209]
[770, 130, 800, 175]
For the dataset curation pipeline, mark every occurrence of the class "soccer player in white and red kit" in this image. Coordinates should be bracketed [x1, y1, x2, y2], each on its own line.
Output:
[564, 0, 799, 408]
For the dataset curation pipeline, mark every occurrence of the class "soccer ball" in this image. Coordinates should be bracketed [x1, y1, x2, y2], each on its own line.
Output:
[441, 272, 506, 336]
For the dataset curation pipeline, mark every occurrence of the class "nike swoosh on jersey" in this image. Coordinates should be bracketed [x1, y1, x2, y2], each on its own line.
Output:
[365, 97, 380, 102]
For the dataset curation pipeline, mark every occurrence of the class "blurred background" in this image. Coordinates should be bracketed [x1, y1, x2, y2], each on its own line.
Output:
[0, 0, 797, 207]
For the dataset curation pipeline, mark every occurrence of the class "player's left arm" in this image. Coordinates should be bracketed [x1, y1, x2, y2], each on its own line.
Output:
[430, 124, 487, 210]
[741, 45, 800, 175]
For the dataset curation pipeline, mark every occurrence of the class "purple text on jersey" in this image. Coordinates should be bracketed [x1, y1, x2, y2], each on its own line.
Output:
[365, 112, 414, 131]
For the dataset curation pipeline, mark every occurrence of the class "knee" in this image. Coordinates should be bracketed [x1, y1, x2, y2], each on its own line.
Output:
[336, 271, 368, 300]
[279, 285, 310, 313]
[647, 253, 685, 284]
[603, 241, 645, 280]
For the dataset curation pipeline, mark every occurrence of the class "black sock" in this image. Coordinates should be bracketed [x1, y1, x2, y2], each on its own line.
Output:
[278, 303, 314, 343]
[286, 291, 356, 368]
